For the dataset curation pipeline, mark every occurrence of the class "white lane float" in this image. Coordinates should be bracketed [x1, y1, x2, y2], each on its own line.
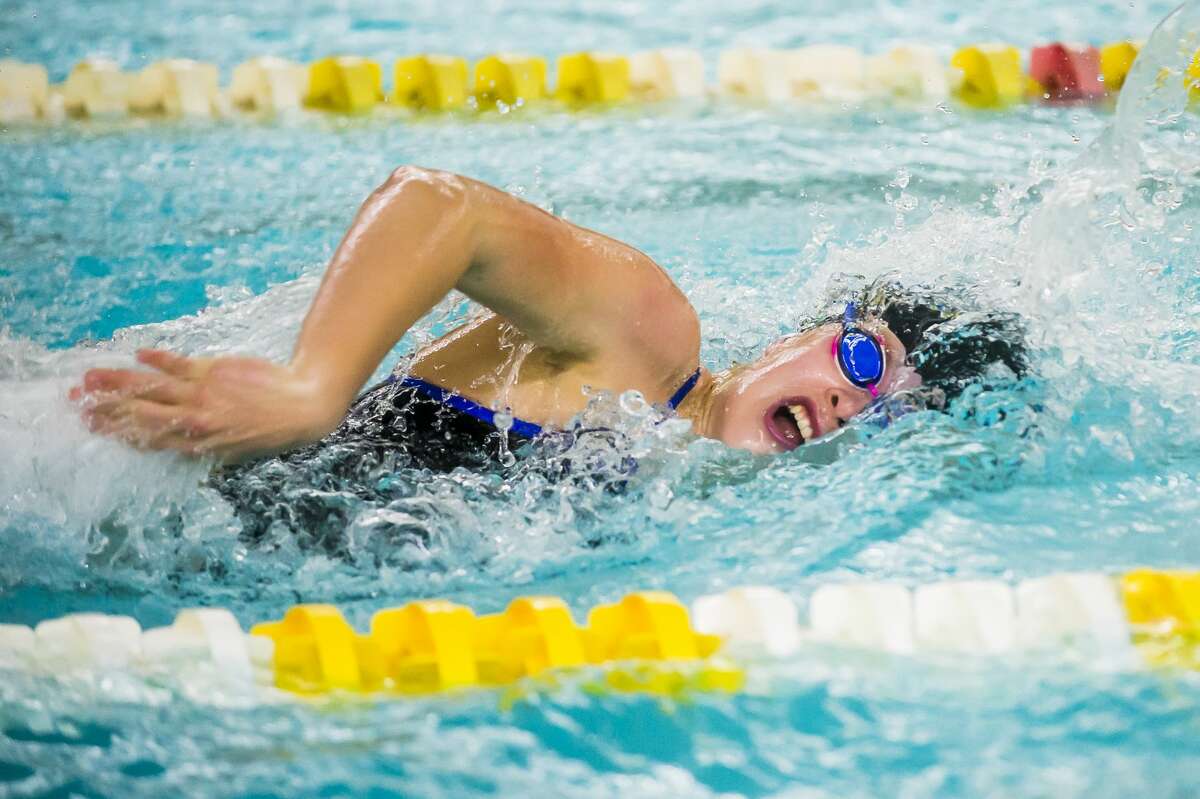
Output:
[913, 580, 1017, 654]
[809, 582, 916, 653]
[0, 624, 36, 668]
[140, 608, 263, 684]
[229, 56, 308, 112]
[2, 570, 1190, 703]
[865, 45, 951, 102]
[717, 49, 794, 102]
[1015, 572, 1132, 651]
[62, 58, 133, 118]
[34, 612, 143, 670]
[692, 586, 802, 656]
[0, 60, 50, 121]
[130, 59, 223, 117]
[629, 49, 706, 100]
[784, 46, 868, 103]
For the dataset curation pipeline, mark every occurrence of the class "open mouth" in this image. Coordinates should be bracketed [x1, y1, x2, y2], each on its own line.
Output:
[764, 398, 818, 451]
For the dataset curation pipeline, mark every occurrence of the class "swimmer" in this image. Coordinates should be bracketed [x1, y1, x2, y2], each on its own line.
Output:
[71, 167, 1027, 470]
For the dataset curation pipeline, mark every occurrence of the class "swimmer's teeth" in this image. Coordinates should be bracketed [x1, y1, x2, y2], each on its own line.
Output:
[788, 405, 814, 443]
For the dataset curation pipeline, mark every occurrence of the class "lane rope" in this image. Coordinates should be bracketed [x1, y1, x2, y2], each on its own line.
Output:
[3, 569, 1200, 700]
[0, 41, 1160, 124]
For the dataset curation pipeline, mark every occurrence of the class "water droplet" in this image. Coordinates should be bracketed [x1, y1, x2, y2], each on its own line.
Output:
[619, 390, 651, 417]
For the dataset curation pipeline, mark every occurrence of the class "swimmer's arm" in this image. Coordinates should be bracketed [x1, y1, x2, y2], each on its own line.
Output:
[290, 166, 693, 415]
[74, 166, 695, 462]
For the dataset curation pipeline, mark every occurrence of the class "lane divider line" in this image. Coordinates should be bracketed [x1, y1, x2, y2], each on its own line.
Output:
[5, 570, 1200, 702]
[0, 41, 1153, 124]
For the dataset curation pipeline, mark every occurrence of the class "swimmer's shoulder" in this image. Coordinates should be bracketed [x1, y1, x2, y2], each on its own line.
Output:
[593, 253, 701, 398]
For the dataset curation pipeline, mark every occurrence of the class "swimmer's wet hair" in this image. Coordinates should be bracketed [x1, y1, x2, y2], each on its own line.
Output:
[857, 278, 1029, 406]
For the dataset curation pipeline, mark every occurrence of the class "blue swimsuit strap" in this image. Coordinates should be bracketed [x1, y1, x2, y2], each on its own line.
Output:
[388, 368, 702, 439]
[666, 368, 702, 410]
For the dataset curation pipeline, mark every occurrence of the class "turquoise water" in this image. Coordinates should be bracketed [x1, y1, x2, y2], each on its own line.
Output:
[3, 1, 1200, 797]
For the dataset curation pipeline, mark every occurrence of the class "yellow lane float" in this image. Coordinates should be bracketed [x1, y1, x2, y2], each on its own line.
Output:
[1120, 569, 1200, 667]
[1100, 41, 1140, 93]
[251, 604, 383, 694]
[230, 56, 307, 112]
[305, 56, 383, 113]
[0, 39, 1170, 127]
[243, 591, 734, 697]
[475, 596, 587, 683]
[950, 44, 1025, 108]
[473, 54, 547, 109]
[584, 591, 721, 661]
[1187, 49, 1200, 103]
[370, 599, 478, 693]
[393, 55, 469, 111]
[8, 571, 1200, 705]
[583, 591, 741, 694]
[555, 52, 631, 105]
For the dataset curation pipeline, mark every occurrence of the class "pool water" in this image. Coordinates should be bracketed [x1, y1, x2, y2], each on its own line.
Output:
[3, 0, 1200, 797]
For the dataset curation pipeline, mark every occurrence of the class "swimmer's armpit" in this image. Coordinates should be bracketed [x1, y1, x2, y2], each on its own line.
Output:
[70, 349, 341, 463]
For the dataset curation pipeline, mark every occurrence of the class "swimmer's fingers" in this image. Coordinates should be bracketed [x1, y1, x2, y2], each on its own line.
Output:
[137, 349, 212, 380]
[75, 367, 196, 407]
[85, 398, 214, 452]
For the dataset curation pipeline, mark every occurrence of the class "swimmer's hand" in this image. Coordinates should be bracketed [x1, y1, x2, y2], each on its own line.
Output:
[69, 349, 342, 464]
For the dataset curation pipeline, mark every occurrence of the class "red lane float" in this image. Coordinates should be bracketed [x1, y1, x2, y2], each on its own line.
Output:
[1029, 43, 1105, 102]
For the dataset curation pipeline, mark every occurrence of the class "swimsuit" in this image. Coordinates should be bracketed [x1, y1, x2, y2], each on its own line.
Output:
[387, 369, 701, 441]
[333, 367, 701, 469]
[211, 368, 701, 547]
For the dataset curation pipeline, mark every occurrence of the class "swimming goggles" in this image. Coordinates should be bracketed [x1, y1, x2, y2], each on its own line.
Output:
[833, 302, 885, 397]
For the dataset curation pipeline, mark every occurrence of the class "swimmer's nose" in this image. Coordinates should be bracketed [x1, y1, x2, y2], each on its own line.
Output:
[824, 387, 868, 428]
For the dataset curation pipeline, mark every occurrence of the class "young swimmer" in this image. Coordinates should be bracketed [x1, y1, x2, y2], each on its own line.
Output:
[72, 167, 1026, 470]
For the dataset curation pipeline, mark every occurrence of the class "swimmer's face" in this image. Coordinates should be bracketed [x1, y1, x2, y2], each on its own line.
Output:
[705, 320, 921, 454]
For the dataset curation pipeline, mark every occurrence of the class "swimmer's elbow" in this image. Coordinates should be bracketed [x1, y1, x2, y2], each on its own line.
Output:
[371, 165, 476, 240]
[382, 165, 470, 206]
